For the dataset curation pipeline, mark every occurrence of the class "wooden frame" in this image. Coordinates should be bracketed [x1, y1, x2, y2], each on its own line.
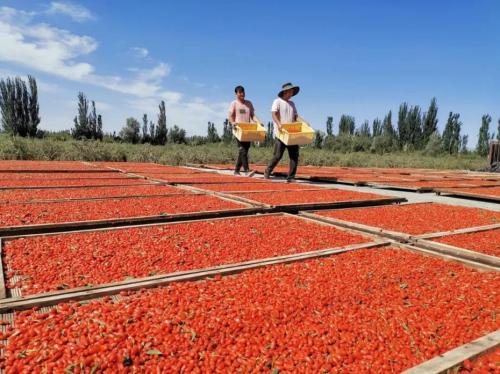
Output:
[301, 210, 500, 271]
[413, 238, 499, 268]
[0, 240, 5, 299]
[0, 205, 269, 238]
[435, 188, 500, 203]
[0, 235, 388, 311]
[403, 330, 500, 374]
[0, 212, 385, 306]
[299, 211, 414, 242]
[300, 203, 500, 242]
[0, 181, 160, 191]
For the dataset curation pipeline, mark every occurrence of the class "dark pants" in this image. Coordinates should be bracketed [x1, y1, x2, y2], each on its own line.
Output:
[266, 139, 299, 179]
[235, 140, 251, 171]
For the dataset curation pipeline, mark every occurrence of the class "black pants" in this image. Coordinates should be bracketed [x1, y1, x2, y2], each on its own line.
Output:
[266, 139, 299, 179]
[235, 140, 251, 171]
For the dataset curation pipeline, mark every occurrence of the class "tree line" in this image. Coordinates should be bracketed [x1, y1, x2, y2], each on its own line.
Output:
[1, 75, 500, 156]
[313, 98, 498, 156]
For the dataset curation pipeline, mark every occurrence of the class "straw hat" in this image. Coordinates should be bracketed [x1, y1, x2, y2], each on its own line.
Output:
[278, 82, 300, 98]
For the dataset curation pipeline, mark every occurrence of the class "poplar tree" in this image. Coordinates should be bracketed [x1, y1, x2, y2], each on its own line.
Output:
[155, 100, 167, 145]
[338, 115, 355, 135]
[0, 75, 40, 136]
[326, 116, 333, 136]
[476, 114, 491, 156]
[422, 97, 438, 146]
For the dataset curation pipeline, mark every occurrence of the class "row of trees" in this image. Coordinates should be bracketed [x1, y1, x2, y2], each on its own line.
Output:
[0, 76, 40, 137]
[118, 101, 182, 144]
[312, 98, 500, 156]
[72, 92, 103, 140]
[2, 76, 499, 156]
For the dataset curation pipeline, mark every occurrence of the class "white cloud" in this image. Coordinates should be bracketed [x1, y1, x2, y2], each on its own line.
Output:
[0, 7, 170, 97]
[46, 1, 95, 22]
[0, 5, 225, 135]
[130, 96, 229, 135]
[0, 7, 97, 79]
[131, 47, 149, 58]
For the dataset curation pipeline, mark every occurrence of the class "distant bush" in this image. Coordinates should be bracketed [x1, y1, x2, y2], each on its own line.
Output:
[0, 134, 487, 170]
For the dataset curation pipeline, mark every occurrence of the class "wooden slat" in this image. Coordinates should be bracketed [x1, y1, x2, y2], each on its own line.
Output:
[413, 223, 500, 240]
[2, 212, 286, 241]
[0, 241, 388, 312]
[0, 169, 116, 173]
[435, 188, 500, 203]
[299, 211, 412, 241]
[0, 240, 6, 299]
[0, 191, 201, 205]
[395, 243, 499, 272]
[413, 238, 500, 268]
[403, 330, 500, 374]
[0, 182, 159, 191]
[267, 197, 406, 213]
[0, 206, 269, 238]
[366, 182, 432, 192]
[180, 186, 271, 208]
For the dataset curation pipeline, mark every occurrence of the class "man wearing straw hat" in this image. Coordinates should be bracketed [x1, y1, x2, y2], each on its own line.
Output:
[228, 85, 261, 175]
[264, 82, 306, 182]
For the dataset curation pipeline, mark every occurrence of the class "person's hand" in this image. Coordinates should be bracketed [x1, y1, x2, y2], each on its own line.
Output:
[277, 124, 283, 132]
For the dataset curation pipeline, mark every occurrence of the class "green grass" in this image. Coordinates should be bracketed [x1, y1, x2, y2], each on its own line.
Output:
[0, 134, 487, 170]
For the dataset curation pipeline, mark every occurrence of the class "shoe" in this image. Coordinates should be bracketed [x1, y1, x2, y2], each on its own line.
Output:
[234, 170, 241, 175]
[264, 170, 270, 179]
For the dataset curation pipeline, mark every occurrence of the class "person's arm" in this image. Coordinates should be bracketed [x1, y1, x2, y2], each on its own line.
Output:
[249, 103, 259, 123]
[272, 111, 282, 132]
[297, 115, 308, 124]
[252, 115, 263, 124]
[228, 103, 236, 127]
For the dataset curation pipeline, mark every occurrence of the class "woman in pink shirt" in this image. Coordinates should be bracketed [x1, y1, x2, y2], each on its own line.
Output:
[228, 85, 260, 175]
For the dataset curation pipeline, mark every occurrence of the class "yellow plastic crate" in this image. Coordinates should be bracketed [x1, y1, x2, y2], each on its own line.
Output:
[277, 122, 315, 145]
[233, 122, 266, 142]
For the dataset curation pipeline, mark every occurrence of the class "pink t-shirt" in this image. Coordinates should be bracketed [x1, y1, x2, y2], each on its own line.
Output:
[228, 100, 254, 123]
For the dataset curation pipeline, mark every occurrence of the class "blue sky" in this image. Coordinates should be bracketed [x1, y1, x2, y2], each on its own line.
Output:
[0, 1, 499, 145]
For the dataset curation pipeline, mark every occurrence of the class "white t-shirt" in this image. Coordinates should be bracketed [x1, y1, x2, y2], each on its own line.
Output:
[271, 98, 297, 137]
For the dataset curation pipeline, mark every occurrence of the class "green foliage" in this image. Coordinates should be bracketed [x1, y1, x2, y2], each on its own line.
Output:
[326, 116, 333, 136]
[397, 103, 425, 150]
[423, 131, 443, 156]
[207, 122, 220, 143]
[372, 118, 382, 137]
[460, 135, 468, 153]
[351, 134, 371, 152]
[313, 130, 324, 149]
[397, 103, 409, 148]
[0, 134, 486, 170]
[422, 97, 438, 145]
[323, 134, 350, 152]
[338, 115, 355, 135]
[476, 114, 491, 156]
[154, 100, 167, 145]
[149, 120, 155, 143]
[357, 120, 371, 137]
[168, 125, 187, 144]
[442, 112, 462, 154]
[382, 110, 396, 140]
[120, 117, 141, 144]
[497, 119, 500, 141]
[71, 92, 103, 140]
[141, 114, 150, 143]
[222, 119, 232, 144]
[370, 135, 398, 154]
[0, 75, 40, 137]
[263, 122, 274, 147]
